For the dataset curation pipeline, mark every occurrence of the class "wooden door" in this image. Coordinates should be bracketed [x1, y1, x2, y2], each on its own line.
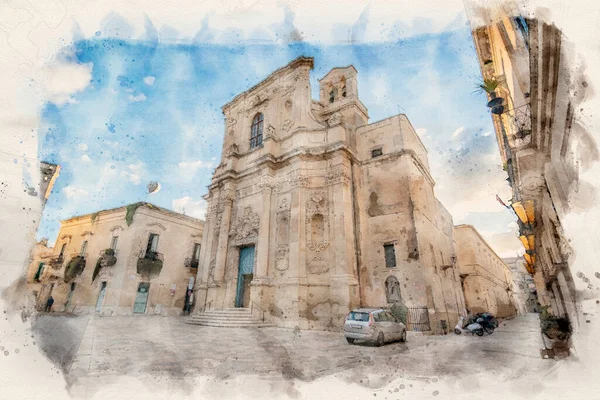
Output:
[235, 246, 255, 308]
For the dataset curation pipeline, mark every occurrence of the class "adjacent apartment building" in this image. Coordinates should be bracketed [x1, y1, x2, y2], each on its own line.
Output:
[29, 202, 203, 316]
[454, 225, 516, 318]
[464, 5, 593, 328]
[195, 57, 465, 333]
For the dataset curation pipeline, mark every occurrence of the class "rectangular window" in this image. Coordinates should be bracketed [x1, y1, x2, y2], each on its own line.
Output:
[147, 234, 159, 253]
[371, 148, 383, 158]
[59, 243, 66, 257]
[110, 236, 119, 251]
[384, 244, 396, 268]
[193, 243, 201, 261]
[80, 241, 88, 256]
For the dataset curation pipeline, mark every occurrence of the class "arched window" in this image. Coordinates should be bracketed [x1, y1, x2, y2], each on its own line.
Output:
[250, 113, 264, 149]
[329, 88, 337, 104]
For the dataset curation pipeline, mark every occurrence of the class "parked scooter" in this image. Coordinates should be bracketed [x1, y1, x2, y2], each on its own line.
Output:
[454, 316, 484, 336]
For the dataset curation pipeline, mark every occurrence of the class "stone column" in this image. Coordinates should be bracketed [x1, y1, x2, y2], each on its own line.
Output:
[214, 196, 234, 285]
[327, 164, 359, 326]
[255, 177, 273, 280]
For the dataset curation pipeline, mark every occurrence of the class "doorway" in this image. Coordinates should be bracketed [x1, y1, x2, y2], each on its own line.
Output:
[235, 246, 255, 308]
[96, 282, 107, 312]
[134, 282, 150, 314]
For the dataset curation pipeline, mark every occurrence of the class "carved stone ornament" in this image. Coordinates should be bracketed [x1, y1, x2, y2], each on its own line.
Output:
[258, 175, 276, 190]
[307, 256, 329, 275]
[282, 119, 293, 132]
[225, 143, 239, 157]
[265, 124, 278, 141]
[326, 169, 352, 186]
[226, 117, 237, 128]
[230, 207, 260, 241]
[278, 197, 290, 212]
[288, 170, 309, 188]
[306, 191, 327, 219]
[275, 245, 290, 271]
[327, 112, 343, 127]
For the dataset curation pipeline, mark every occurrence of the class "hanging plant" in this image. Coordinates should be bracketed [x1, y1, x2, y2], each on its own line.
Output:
[90, 212, 100, 224]
[125, 203, 144, 226]
[64, 256, 86, 283]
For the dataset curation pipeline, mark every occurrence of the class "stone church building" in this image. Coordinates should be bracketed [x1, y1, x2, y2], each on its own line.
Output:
[195, 57, 465, 332]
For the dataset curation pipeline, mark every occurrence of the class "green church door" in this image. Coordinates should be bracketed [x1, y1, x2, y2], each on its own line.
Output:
[133, 283, 150, 314]
[235, 246, 255, 308]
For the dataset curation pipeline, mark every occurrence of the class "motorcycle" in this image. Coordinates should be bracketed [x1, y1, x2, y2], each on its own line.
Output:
[454, 316, 484, 336]
[474, 313, 497, 334]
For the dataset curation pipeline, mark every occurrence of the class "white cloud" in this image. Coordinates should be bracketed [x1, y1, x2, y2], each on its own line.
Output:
[120, 162, 144, 185]
[40, 59, 93, 105]
[63, 186, 88, 199]
[482, 131, 492, 137]
[178, 160, 215, 174]
[128, 93, 147, 102]
[78, 143, 89, 151]
[415, 128, 427, 137]
[144, 76, 155, 85]
[451, 126, 464, 138]
[81, 154, 92, 163]
[172, 196, 207, 219]
[121, 171, 141, 185]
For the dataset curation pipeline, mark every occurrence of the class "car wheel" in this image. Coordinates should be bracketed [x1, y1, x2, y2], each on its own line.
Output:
[400, 329, 406, 342]
[475, 329, 484, 337]
[376, 332, 385, 347]
[484, 326, 494, 334]
[454, 328, 462, 335]
[346, 338, 355, 344]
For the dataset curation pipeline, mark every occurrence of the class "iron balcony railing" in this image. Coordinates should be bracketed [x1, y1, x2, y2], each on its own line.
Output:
[184, 257, 199, 269]
[138, 249, 164, 262]
[507, 104, 532, 140]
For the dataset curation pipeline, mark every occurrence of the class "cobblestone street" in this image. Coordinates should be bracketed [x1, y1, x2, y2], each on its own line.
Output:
[44, 313, 557, 399]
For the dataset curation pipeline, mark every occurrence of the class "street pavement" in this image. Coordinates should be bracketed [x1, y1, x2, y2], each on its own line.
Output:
[35, 313, 553, 399]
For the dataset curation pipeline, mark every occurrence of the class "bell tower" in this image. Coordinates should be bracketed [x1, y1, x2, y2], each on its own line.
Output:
[318, 65, 369, 129]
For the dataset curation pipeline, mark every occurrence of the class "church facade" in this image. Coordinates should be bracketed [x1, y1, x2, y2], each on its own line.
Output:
[195, 57, 465, 332]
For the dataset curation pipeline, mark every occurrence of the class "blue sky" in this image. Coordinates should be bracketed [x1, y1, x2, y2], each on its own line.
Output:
[37, 27, 521, 256]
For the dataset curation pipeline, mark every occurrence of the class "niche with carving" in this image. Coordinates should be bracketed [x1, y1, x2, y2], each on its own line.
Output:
[305, 192, 330, 275]
[275, 197, 291, 272]
[385, 275, 402, 304]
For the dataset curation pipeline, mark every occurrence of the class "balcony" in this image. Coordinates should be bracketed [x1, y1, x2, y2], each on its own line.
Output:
[184, 257, 199, 269]
[137, 249, 164, 279]
[507, 104, 532, 148]
[64, 254, 86, 283]
[49, 255, 65, 270]
[92, 249, 118, 282]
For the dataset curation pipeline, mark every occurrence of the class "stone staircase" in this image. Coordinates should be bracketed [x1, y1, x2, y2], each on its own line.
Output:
[185, 308, 275, 328]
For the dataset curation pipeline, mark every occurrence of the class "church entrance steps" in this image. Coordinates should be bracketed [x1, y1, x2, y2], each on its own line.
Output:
[186, 308, 275, 328]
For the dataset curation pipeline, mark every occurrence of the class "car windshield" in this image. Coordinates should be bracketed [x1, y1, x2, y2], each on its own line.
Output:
[347, 312, 370, 322]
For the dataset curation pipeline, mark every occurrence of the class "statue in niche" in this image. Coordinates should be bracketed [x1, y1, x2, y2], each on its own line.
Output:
[385, 276, 402, 304]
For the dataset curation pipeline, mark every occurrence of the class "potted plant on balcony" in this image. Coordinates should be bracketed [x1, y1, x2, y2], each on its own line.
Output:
[92, 249, 118, 282]
[136, 250, 163, 279]
[477, 78, 505, 115]
[64, 255, 86, 283]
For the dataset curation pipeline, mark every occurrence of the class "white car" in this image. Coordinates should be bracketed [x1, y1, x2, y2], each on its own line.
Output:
[344, 308, 407, 346]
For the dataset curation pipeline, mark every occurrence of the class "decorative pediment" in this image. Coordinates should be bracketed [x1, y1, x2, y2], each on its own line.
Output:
[147, 222, 166, 231]
[110, 225, 124, 233]
[60, 234, 72, 241]
[81, 231, 94, 238]
[191, 233, 202, 239]
[230, 207, 260, 242]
